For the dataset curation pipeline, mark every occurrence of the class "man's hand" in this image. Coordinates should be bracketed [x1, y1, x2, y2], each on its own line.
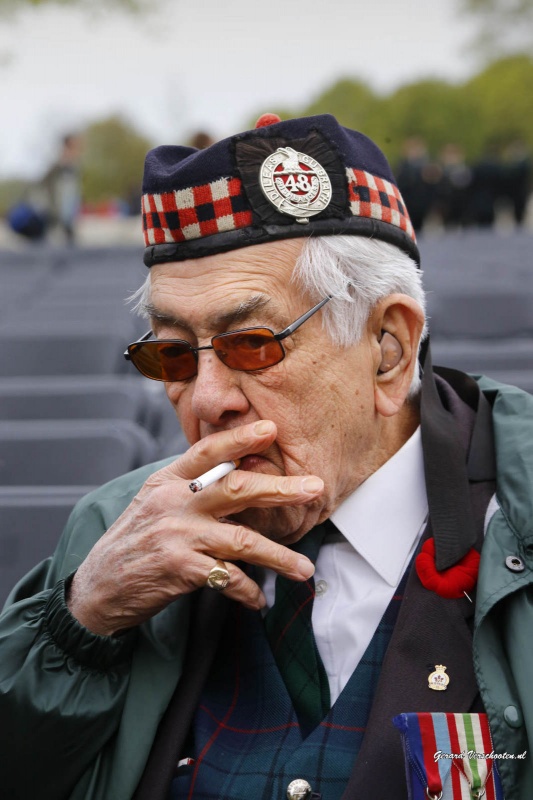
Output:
[67, 420, 324, 636]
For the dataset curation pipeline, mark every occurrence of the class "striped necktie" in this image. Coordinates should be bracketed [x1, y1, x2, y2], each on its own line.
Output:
[264, 521, 334, 734]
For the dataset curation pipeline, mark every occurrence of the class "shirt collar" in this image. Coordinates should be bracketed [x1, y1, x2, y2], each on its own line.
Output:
[330, 427, 428, 587]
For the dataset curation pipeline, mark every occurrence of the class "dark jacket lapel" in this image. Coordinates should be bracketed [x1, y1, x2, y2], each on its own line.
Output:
[342, 541, 481, 799]
[342, 366, 496, 800]
[133, 588, 229, 800]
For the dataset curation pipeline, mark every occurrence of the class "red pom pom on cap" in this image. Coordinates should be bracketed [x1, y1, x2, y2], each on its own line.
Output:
[255, 113, 282, 129]
[415, 538, 480, 599]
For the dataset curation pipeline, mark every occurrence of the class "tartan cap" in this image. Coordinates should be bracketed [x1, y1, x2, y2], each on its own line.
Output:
[142, 113, 419, 268]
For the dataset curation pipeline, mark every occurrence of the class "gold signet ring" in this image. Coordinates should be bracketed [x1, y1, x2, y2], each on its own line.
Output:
[206, 560, 230, 591]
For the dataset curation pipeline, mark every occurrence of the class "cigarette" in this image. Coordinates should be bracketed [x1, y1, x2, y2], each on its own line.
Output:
[189, 459, 241, 493]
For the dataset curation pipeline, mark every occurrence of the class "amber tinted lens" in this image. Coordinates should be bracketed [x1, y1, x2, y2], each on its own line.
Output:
[212, 328, 285, 371]
[128, 341, 198, 381]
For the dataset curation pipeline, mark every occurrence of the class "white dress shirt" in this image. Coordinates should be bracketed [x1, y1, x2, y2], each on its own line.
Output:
[262, 427, 428, 704]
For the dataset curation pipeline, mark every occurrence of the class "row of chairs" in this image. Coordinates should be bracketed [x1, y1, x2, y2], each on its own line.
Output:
[0, 246, 187, 603]
[422, 230, 533, 383]
[0, 376, 188, 473]
[0, 486, 92, 604]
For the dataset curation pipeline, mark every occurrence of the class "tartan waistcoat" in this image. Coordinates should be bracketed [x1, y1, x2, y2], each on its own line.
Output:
[169, 566, 409, 800]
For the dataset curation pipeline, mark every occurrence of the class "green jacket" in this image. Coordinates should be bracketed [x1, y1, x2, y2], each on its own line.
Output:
[0, 377, 532, 800]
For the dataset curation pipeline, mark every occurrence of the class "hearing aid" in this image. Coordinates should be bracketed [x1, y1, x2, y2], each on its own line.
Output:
[378, 332, 403, 373]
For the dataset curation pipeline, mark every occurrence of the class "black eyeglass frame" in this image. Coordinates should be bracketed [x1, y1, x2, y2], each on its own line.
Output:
[124, 294, 332, 381]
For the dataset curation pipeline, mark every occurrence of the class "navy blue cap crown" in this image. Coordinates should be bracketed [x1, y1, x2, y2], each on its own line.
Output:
[142, 114, 418, 267]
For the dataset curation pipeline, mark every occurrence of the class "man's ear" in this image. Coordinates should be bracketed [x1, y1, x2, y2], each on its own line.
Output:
[369, 294, 425, 417]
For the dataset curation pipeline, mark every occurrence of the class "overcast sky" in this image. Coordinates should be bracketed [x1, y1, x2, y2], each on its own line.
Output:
[0, 0, 481, 178]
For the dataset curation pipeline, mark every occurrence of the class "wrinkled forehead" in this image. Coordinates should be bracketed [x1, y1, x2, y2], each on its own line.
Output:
[152, 238, 303, 288]
[147, 239, 307, 328]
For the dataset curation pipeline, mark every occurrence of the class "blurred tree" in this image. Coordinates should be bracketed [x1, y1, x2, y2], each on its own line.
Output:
[251, 84, 384, 158]
[250, 82, 382, 140]
[304, 78, 380, 133]
[463, 54, 533, 154]
[463, 0, 533, 16]
[81, 116, 152, 206]
[370, 80, 473, 166]
[460, 0, 533, 52]
[0, 0, 148, 10]
[267, 54, 533, 166]
[295, 77, 472, 166]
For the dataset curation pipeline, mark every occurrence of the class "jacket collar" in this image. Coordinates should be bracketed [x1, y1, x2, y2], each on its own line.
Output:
[420, 340, 496, 570]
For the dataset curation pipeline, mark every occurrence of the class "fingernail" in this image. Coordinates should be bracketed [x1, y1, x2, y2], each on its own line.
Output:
[297, 557, 315, 579]
[249, 591, 266, 611]
[301, 476, 324, 494]
[254, 420, 275, 436]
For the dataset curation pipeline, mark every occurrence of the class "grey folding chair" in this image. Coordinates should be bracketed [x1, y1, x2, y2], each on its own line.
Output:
[428, 291, 533, 340]
[0, 327, 129, 376]
[0, 486, 92, 607]
[431, 338, 533, 376]
[0, 419, 157, 486]
[0, 376, 153, 426]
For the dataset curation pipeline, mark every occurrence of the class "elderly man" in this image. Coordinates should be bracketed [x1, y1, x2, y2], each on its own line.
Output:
[0, 114, 531, 800]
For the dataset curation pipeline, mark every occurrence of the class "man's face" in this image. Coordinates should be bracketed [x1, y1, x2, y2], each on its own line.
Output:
[148, 239, 383, 542]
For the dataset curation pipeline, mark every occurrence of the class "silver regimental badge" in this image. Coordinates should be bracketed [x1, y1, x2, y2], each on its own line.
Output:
[428, 664, 450, 691]
[259, 146, 332, 224]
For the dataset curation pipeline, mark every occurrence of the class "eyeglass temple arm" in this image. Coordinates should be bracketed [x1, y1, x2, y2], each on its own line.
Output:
[123, 328, 154, 360]
[275, 295, 332, 342]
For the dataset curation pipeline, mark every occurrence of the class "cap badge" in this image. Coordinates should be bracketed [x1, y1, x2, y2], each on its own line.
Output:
[259, 146, 332, 224]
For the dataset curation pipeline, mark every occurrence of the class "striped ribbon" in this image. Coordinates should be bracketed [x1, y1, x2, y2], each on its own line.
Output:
[393, 712, 505, 799]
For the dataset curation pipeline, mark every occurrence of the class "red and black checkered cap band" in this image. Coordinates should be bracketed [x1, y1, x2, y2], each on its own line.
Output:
[142, 176, 253, 247]
[346, 168, 416, 243]
[142, 169, 415, 248]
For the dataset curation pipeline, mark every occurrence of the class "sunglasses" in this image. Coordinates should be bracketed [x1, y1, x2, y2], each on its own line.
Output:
[124, 295, 331, 382]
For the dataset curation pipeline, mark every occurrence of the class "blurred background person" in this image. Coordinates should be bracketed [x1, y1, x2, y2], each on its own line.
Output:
[436, 143, 472, 229]
[187, 130, 216, 150]
[41, 133, 84, 245]
[501, 139, 532, 227]
[395, 136, 441, 234]
[466, 141, 503, 228]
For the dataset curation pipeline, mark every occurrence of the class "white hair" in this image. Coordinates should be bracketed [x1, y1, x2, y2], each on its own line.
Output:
[293, 236, 427, 396]
[129, 235, 427, 395]
[294, 236, 426, 342]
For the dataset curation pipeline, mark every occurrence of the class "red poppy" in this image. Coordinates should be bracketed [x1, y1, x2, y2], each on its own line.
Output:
[415, 538, 480, 599]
